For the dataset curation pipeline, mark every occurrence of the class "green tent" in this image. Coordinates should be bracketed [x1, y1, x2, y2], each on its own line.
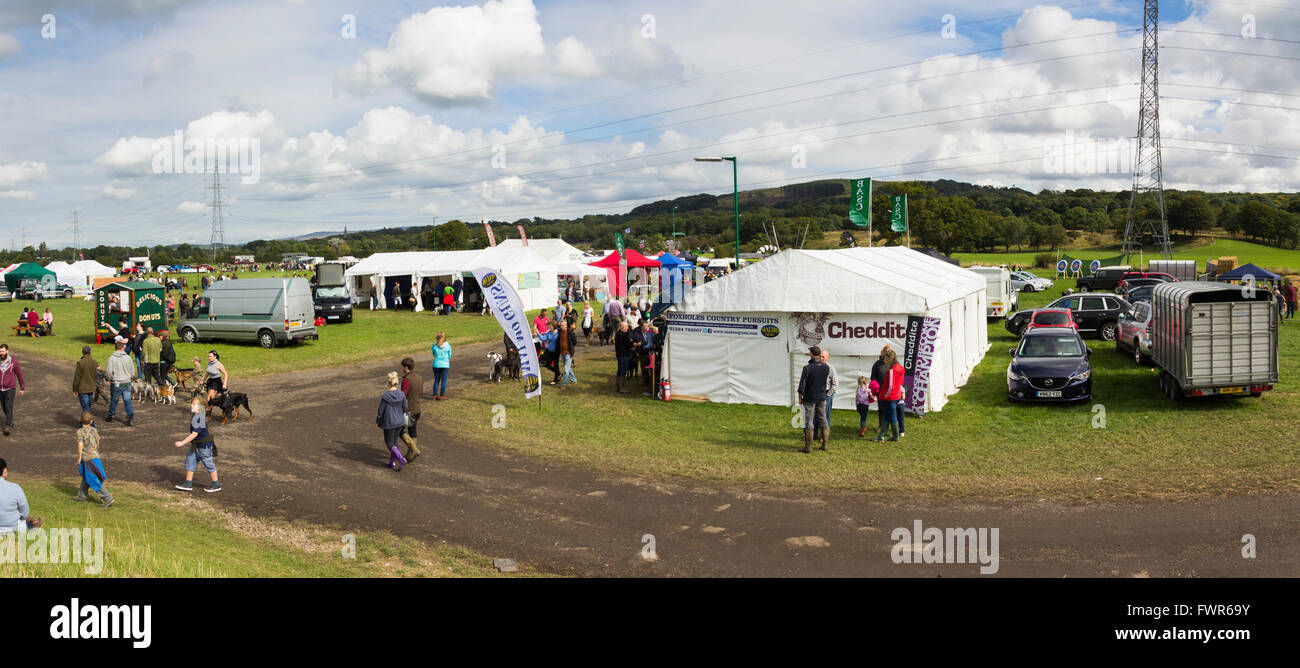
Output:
[3, 262, 57, 293]
[95, 280, 167, 343]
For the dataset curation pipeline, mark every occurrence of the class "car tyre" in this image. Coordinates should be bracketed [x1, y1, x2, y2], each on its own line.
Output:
[63, 289, 73, 298]
[1078, 285, 1090, 292]
[1099, 322, 1117, 341]
[1133, 341, 1146, 366]
[258, 329, 276, 349]
[180, 327, 198, 343]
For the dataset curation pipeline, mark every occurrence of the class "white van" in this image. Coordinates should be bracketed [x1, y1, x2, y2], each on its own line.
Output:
[968, 266, 1018, 319]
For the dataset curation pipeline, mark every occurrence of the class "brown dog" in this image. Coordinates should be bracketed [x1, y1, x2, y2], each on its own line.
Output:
[172, 357, 203, 390]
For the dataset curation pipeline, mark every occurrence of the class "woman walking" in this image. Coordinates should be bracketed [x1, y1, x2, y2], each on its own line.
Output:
[581, 303, 595, 345]
[430, 332, 452, 400]
[377, 371, 408, 471]
[75, 412, 114, 506]
[205, 350, 228, 406]
[558, 320, 578, 389]
[871, 349, 905, 442]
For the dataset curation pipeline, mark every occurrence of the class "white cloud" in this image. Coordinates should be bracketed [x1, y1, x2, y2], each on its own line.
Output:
[337, 0, 547, 105]
[177, 200, 206, 214]
[0, 160, 47, 189]
[0, 32, 18, 61]
[554, 36, 603, 77]
[0, 189, 35, 200]
[101, 184, 137, 200]
[144, 50, 195, 85]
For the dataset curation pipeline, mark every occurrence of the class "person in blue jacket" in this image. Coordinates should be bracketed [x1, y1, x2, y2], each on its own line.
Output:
[430, 332, 453, 400]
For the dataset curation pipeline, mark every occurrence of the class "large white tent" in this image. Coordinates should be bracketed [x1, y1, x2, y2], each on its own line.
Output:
[71, 259, 116, 282]
[344, 247, 558, 312]
[664, 247, 988, 414]
[496, 238, 604, 279]
[45, 261, 90, 289]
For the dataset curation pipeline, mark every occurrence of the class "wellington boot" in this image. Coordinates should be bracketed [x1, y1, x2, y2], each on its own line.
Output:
[799, 429, 813, 453]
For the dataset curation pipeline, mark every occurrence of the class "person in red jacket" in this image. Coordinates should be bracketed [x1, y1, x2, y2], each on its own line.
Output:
[871, 349, 905, 442]
[0, 344, 24, 436]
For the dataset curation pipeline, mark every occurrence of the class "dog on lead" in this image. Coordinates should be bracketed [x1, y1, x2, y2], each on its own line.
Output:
[131, 378, 157, 403]
[208, 390, 253, 424]
[486, 352, 505, 383]
[171, 357, 203, 391]
[155, 382, 176, 406]
[503, 347, 522, 380]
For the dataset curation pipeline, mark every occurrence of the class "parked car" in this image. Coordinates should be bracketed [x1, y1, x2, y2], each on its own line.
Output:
[1006, 293, 1130, 340]
[1116, 277, 1165, 299]
[0, 284, 11, 302]
[1118, 271, 1175, 284]
[1115, 300, 1153, 364]
[312, 284, 353, 323]
[1023, 308, 1077, 335]
[1075, 265, 1132, 292]
[1010, 270, 1052, 293]
[1007, 329, 1093, 403]
[1123, 285, 1155, 304]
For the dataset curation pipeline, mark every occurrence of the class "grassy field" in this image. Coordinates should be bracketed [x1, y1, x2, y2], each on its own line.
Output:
[436, 289, 1300, 502]
[0, 477, 531, 577]
[952, 238, 1300, 275]
[0, 296, 516, 378]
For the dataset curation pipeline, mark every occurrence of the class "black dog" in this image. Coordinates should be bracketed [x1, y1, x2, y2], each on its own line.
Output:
[503, 348, 522, 380]
[209, 390, 253, 424]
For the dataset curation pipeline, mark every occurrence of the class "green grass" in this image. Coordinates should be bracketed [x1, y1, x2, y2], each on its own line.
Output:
[437, 289, 1300, 502]
[953, 237, 1300, 275]
[0, 478, 532, 577]
[1, 296, 515, 378]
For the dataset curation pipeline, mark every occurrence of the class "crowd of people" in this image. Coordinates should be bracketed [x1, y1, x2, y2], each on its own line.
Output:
[15, 307, 54, 336]
[795, 345, 906, 453]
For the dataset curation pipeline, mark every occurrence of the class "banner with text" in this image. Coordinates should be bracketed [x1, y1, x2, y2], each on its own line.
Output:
[473, 267, 542, 399]
[900, 315, 941, 417]
[666, 312, 782, 339]
[787, 312, 909, 356]
[849, 178, 871, 228]
[483, 220, 496, 247]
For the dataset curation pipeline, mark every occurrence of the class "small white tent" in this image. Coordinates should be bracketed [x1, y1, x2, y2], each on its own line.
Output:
[344, 248, 558, 312]
[664, 247, 988, 414]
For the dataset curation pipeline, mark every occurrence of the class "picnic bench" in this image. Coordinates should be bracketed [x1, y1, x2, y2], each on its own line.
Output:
[12, 323, 37, 337]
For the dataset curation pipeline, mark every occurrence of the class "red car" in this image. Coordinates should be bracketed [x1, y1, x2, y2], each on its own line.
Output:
[1022, 308, 1077, 335]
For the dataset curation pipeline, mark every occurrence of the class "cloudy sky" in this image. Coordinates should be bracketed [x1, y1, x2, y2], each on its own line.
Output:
[0, 0, 1297, 248]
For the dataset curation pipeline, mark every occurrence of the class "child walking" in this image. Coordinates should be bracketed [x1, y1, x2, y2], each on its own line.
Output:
[75, 412, 114, 506]
[855, 376, 879, 438]
[174, 397, 221, 492]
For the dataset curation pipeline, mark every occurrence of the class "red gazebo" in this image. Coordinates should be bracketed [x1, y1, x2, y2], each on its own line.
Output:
[589, 249, 660, 299]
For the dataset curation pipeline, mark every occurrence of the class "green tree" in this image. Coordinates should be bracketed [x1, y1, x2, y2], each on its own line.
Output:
[434, 219, 472, 250]
[1170, 194, 1215, 235]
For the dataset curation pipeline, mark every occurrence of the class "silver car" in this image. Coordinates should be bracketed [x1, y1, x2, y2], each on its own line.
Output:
[1011, 270, 1052, 293]
[1115, 300, 1153, 364]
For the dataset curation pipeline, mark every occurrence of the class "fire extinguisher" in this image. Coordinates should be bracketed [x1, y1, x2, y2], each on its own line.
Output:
[660, 379, 671, 402]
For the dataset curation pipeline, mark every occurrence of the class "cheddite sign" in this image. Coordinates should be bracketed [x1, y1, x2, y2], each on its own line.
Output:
[789, 313, 909, 356]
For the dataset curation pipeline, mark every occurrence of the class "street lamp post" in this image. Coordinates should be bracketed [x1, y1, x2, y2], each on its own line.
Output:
[672, 205, 677, 240]
[695, 156, 739, 269]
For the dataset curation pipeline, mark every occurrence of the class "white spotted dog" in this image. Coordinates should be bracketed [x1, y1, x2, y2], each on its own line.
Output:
[486, 351, 505, 384]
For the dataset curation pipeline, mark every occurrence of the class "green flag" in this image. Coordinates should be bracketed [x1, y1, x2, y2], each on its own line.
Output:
[614, 232, 626, 261]
[849, 178, 871, 228]
[890, 194, 908, 233]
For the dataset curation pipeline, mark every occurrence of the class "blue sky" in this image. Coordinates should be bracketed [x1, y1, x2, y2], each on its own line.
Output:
[0, 0, 1296, 249]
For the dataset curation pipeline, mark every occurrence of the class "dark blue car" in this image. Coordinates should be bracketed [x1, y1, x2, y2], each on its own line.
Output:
[1006, 329, 1092, 402]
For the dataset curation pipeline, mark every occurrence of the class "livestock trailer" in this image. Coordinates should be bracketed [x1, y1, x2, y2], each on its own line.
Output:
[1150, 281, 1278, 399]
[968, 266, 1018, 319]
[1147, 259, 1197, 282]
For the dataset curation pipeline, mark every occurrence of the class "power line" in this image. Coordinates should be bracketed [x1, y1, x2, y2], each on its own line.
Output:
[209, 170, 226, 261]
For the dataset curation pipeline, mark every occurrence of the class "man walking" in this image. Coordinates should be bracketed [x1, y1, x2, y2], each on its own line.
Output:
[399, 357, 423, 462]
[105, 341, 135, 427]
[73, 345, 99, 414]
[818, 349, 838, 441]
[796, 346, 831, 453]
[142, 327, 161, 387]
[0, 344, 24, 436]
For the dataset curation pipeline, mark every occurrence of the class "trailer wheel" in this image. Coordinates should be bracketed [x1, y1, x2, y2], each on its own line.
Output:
[258, 329, 276, 349]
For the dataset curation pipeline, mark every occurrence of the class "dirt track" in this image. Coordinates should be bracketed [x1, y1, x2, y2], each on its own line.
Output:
[5, 345, 1297, 577]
